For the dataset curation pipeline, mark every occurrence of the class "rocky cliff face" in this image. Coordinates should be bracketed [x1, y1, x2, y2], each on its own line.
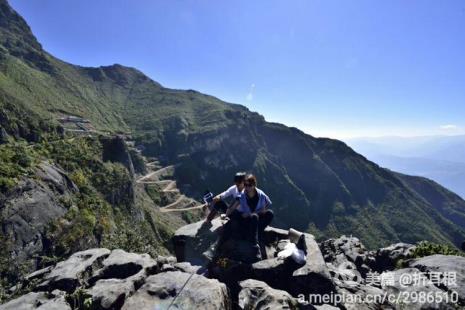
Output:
[2, 220, 464, 309]
[1, 162, 78, 274]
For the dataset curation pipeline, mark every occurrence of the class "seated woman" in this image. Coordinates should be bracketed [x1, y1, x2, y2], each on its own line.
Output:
[226, 174, 274, 244]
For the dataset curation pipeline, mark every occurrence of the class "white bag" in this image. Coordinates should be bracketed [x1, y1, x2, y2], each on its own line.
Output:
[277, 242, 306, 264]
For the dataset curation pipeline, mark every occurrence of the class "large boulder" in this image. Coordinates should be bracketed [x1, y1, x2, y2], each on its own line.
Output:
[121, 271, 231, 310]
[85, 249, 159, 309]
[409, 255, 465, 304]
[251, 257, 293, 289]
[290, 231, 335, 296]
[320, 235, 376, 278]
[380, 268, 453, 310]
[375, 243, 416, 271]
[0, 290, 71, 310]
[1, 162, 78, 274]
[238, 279, 299, 310]
[37, 248, 111, 292]
[173, 218, 224, 266]
[89, 249, 158, 283]
[334, 281, 387, 310]
[86, 279, 135, 310]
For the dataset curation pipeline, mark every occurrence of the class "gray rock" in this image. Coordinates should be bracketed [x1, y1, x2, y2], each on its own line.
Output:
[263, 226, 289, 244]
[311, 305, 340, 310]
[36, 162, 79, 195]
[90, 249, 157, 283]
[173, 262, 202, 274]
[0, 126, 9, 144]
[24, 266, 54, 283]
[251, 257, 295, 291]
[121, 271, 231, 310]
[238, 279, 299, 310]
[375, 243, 416, 271]
[291, 232, 335, 296]
[250, 230, 335, 296]
[409, 255, 465, 304]
[86, 278, 134, 310]
[160, 263, 177, 272]
[173, 218, 224, 265]
[381, 268, 452, 310]
[37, 248, 111, 292]
[156, 255, 177, 266]
[1, 162, 77, 274]
[85, 249, 158, 309]
[334, 281, 387, 310]
[320, 235, 376, 277]
[327, 260, 363, 290]
[0, 290, 71, 310]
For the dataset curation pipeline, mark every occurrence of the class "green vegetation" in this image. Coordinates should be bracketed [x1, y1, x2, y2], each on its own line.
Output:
[66, 287, 93, 310]
[394, 241, 465, 269]
[0, 142, 37, 191]
[411, 241, 465, 259]
[0, 134, 184, 300]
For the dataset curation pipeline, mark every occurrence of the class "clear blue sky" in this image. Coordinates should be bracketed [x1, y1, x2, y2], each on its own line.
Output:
[9, 0, 465, 138]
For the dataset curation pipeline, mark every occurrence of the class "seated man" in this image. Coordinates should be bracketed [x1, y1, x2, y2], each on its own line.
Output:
[227, 174, 274, 244]
[204, 172, 246, 223]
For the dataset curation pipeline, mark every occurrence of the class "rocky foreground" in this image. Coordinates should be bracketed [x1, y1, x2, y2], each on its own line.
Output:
[1, 219, 464, 309]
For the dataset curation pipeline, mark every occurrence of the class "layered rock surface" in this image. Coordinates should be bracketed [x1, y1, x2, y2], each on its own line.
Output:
[1, 221, 464, 309]
[0, 162, 78, 273]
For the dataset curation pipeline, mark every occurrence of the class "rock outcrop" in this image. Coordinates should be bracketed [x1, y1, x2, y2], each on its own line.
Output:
[0, 290, 71, 310]
[36, 248, 111, 293]
[173, 221, 465, 309]
[409, 254, 465, 304]
[0, 126, 9, 144]
[0, 162, 78, 274]
[238, 279, 298, 309]
[122, 271, 230, 310]
[0, 248, 228, 310]
[375, 242, 416, 271]
[2, 222, 464, 309]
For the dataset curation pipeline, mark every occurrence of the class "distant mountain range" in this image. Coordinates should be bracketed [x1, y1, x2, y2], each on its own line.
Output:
[1, 0, 465, 253]
[346, 135, 465, 198]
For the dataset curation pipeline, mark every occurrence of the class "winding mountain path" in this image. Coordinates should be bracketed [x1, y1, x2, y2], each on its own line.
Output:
[136, 165, 175, 183]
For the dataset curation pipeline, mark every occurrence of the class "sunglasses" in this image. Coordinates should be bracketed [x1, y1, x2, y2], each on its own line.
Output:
[244, 183, 255, 187]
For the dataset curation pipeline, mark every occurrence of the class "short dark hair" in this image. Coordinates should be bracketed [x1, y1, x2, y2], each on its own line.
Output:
[245, 174, 257, 186]
[234, 172, 246, 183]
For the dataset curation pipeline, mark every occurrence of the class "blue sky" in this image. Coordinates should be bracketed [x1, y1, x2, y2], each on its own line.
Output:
[9, 0, 465, 138]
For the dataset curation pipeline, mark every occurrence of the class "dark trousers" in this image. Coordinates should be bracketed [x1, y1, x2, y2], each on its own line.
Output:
[228, 209, 274, 244]
[206, 200, 229, 222]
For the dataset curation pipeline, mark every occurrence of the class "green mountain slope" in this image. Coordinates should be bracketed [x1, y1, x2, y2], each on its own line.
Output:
[1, 0, 465, 250]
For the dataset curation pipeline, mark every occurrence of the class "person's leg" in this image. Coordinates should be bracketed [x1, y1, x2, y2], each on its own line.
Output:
[214, 207, 240, 257]
[227, 209, 242, 240]
[247, 213, 259, 244]
[206, 200, 227, 222]
[257, 210, 274, 241]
